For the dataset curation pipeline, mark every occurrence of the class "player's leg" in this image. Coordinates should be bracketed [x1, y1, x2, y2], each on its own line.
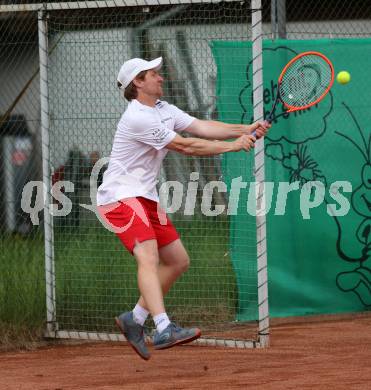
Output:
[98, 199, 159, 360]
[104, 198, 200, 352]
[115, 238, 166, 361]
[135, 238, 201, 349]
[152, 239, 201, 349]
[136, 238, 189, 310]
[158, 238, 190, 289]
[133, 239, 166, 316]
[141, 200, 201, 348]
[132, 235, 200, 349]
[131, 237, 200, 349]
[133, 200, 188, 320]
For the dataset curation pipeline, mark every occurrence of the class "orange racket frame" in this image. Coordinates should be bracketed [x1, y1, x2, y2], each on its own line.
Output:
[277, 51, 335, 114]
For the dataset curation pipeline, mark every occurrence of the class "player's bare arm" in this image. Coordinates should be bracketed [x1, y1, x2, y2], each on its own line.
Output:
[185, 118, 270, 140]
[166, 133, 256, 156]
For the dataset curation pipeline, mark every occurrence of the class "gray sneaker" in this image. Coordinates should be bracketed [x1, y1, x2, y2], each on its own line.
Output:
[115, 312, 150, 360]
[153, 323, 201, 350]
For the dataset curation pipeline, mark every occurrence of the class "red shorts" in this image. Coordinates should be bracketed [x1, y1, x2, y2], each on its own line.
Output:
[98, 197, 179, 254]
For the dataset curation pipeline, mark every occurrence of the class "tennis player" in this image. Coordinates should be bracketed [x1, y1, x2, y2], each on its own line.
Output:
[97, 57, 269, 360]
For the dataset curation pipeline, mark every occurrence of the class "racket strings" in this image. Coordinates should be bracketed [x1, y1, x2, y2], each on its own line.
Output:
[279, 54, 333, 108]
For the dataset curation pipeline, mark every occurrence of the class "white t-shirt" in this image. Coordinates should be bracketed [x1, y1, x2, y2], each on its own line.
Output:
[97, 99, 195, 205]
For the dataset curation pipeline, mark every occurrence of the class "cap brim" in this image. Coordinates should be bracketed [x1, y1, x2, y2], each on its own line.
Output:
[143, 57, 163, 72]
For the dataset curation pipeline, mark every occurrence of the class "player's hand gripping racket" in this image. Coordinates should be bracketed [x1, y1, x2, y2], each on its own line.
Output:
[252, 51, 334, 136]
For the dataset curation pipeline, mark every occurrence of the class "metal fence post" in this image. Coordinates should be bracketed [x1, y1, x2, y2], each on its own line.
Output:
[252, 0, 270, 347]
[38, 8, 57, 335]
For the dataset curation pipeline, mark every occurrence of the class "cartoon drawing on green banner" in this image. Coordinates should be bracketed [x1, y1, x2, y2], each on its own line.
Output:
[332, 102, 371, 306]
[212, 39, 370, 316]
[238, 46, 370, 308]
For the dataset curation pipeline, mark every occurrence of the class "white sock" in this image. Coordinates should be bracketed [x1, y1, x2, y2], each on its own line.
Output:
[153, 313, 171, 333]
[132, 304, 149, 326]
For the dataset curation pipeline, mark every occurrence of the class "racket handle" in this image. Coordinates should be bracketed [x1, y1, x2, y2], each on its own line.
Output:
[251, 118, 270, 138]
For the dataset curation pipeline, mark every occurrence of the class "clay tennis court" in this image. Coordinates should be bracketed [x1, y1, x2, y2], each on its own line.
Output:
[1, 313, 370, 389]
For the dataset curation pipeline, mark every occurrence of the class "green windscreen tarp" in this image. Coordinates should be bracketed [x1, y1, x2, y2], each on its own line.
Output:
[211, 39, 370, 319]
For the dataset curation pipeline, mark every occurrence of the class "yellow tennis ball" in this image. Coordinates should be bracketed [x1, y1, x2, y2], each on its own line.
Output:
[336, 71, 351, 85]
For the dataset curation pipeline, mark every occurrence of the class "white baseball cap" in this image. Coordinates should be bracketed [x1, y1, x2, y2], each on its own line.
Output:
[117, 57, 163, 89]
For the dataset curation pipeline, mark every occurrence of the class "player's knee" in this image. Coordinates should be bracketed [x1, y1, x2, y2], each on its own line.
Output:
[145, 253, 160, 267]
[177, 254, 190, 275]
[135, 250, 160, 270]
[138, 258, 159, 275]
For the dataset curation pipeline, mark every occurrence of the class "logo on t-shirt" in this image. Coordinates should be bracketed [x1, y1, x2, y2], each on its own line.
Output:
[152, 128, 169, 143]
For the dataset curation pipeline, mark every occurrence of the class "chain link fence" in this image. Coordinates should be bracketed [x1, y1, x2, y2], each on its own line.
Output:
[1, 0, 370, 346]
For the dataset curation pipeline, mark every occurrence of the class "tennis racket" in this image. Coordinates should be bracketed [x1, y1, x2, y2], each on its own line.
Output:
[253, 51, 334, 135]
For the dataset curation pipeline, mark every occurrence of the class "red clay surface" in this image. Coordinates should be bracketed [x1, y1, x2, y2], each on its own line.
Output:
[1, 313, 371, 390]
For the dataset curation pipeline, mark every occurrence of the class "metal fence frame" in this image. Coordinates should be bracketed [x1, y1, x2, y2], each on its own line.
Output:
[0, 0, 269, 348]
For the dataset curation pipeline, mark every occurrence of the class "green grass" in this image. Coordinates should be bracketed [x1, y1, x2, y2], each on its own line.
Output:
[1, 216, 242, 345]
[0, 233, 45, 349]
